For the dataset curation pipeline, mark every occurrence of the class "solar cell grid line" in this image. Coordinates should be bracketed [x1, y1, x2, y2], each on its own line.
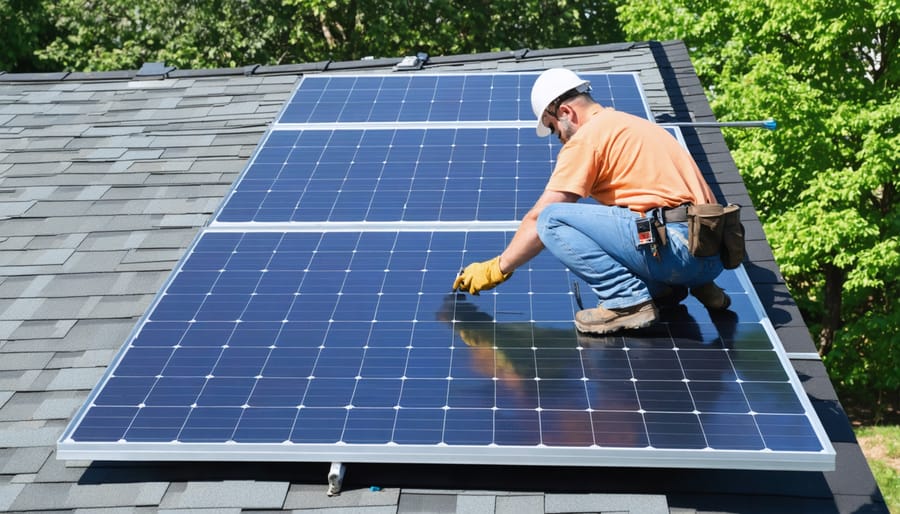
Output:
[276, 72, 652, 125]
[59, 229, 834, 470]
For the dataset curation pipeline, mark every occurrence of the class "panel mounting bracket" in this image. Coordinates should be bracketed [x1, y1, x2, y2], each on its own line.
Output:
[327, 461, 346, 496]
[394, 52, 429, 71]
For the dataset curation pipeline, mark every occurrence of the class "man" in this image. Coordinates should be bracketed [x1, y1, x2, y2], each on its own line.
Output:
[452, 68, 731, 335]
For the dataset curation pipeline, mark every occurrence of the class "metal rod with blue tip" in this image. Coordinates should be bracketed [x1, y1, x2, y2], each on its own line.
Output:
[662, 118, 777, 130]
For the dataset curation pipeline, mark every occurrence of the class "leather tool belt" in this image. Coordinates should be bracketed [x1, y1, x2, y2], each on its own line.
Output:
[642, 203, 745, 269]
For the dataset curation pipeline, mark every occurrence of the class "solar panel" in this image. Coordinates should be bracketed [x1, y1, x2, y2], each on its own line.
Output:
[215, 128, 557, 223]
[59, 71, 835, 471]
[277, 73, 651, 124]
[59, 230, 832, 469]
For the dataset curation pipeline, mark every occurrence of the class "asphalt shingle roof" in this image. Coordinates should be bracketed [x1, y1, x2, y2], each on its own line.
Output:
[0, 40, 888, 513]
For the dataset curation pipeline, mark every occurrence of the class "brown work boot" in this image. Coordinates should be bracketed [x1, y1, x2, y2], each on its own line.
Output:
[690, 282, 731, 310]
[654, 285, 688, 309]
[575, 300, 658, 335]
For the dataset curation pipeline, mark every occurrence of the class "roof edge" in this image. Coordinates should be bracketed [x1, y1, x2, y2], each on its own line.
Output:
[0, 41, 655, 83]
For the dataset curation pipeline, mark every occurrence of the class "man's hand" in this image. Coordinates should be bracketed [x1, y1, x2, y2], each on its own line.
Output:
[452, 256, 512, 295]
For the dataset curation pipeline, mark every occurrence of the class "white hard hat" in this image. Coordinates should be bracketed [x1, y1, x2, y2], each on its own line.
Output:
[530, 68, 591, 137]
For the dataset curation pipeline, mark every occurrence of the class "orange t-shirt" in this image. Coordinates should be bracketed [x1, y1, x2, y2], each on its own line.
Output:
[545, 106, 714, 213]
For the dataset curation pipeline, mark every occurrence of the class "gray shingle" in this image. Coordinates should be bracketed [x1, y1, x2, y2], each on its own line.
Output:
[143, 172, 229, 185]
[0, 248, 75, 266]
[157, 509, 241, 514]
[138, 228, 197, 248]
[0, 352, 54, 371]
[121, 149, 164, 160]
[2, 161, 70, 177]
[43, 366, 107, 391]
[292, 507, 397, 514]
[0, 275, 52, 298]
[0, 370, 42, 391]
[46, 319, 135, 351]
[77, 231, 148, 251]
[456, 494, 496, 514]
[32, 452, 90, 483]
[48, 349, 118, 369]
[0, 320, 20, 341]
[85, 199, 150, 216]
[0, 298, 43, 320]
[0, 483, 27, 513]
[0, 447, 52, 474]
[0, 200, 34, 217]
[77, 508, 160, 514]
[159, 481, 289, 509]
[495, 495, 544, 514]
[10, 482, 168, 511]
[121, 248, 186, 264]
[8, 319, 77, 340]
[545, 493, 668, 513]
[62, 251, 129, 273]
[285, 484, 400, 509]
[0, 236, 32, 250]
[33, 392, 88, 419]
[398, 492, 457, 513]
[0, 420, 61, 447]
[85, 294, 153, 318]
[26, 232, 89, 249]
[9, 274, 112, 298]
[151, 135, 216, 148]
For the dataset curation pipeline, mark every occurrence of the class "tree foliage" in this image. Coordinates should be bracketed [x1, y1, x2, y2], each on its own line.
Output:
[0, 0, 55, 72]
[10, 0, 622, 72]
[34, 0, 297, 71]
[620, 1, 900, 400]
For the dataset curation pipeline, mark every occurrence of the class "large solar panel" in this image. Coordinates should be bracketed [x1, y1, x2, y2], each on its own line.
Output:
[59, 71, 835, 471]
[59, 230, 832, 469]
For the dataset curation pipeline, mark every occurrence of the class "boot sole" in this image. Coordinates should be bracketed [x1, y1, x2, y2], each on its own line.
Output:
[574, 309, 658, 335]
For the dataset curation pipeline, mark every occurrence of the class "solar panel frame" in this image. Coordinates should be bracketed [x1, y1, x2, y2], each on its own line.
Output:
[58, 71, 835, 471]
[58, 229, 834, 470]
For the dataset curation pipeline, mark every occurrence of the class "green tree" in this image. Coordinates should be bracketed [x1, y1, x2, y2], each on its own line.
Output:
[32, 0, 623, 72]
[619, 1, 900, 408]
[281, 0, 623, 61]
[36, 0, 297, 71]
[1, 0, 55, 72]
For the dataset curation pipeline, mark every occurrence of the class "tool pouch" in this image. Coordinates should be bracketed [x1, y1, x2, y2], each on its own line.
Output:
[686, 203, 745, 269]
[720, 204, 745, 269]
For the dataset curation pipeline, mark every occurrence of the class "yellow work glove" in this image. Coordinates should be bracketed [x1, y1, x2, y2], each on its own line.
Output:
[452, 256, 512, 295]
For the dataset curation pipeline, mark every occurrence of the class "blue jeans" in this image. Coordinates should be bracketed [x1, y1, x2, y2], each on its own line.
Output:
[536, 203, 724, 310]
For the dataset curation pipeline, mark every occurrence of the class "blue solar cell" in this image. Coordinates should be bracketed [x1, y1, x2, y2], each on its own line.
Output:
[277, 73, 649, 124]
[63, 229, 830, 469]
[216, 128, 559, 223]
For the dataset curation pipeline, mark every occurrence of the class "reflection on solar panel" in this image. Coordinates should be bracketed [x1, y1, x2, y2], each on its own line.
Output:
[59, 71, 834, 471]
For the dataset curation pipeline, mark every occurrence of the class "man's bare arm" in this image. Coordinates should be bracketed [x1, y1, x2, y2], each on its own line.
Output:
[498, 189, 581, 273]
